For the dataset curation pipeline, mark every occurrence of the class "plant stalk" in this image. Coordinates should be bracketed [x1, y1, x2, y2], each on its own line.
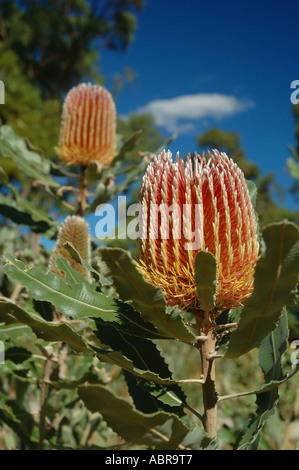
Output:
[77, 165, 88, 216]
[38, 356, 52, 450]
[196, 312, 218, 439]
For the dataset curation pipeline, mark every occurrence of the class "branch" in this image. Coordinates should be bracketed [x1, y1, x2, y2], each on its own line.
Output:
[77, 166, 88, 216]
[38, 355, 53, 450]
[196, 312, 218, 439]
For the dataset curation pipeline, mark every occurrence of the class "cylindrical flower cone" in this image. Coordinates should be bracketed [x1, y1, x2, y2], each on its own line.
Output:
[48, 215, 91, 282]
[56, 83, 116, 167]
[137, 149, 259, 314]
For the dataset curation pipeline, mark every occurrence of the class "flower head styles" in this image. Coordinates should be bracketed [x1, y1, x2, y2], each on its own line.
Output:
[137, 149, 259, 313]
[48, 215, 91, 282]
[56, 83, 116, 167]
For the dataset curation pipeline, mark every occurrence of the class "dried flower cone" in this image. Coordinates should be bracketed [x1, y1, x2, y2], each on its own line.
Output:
[137, 149, 259, 314]
[56, 83, 116, 167]
[48, 215, 91, 282]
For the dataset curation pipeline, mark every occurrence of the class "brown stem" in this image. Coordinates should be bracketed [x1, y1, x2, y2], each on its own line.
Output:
[77, 165, 88, 216]
[38, 356, 52, 450]
[196, 312, 218, 439]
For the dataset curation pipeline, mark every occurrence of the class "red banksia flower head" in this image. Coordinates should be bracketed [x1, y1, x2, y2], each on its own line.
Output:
[56, 83, 116, 167]
[137, 149, 259, 314]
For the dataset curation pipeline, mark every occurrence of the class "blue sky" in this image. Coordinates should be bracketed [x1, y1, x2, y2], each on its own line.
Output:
[100, 0, 299, 210]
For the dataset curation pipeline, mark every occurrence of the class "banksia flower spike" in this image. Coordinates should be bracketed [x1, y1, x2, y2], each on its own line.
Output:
[48, 215, 91, 282]
[137, 149, 259, 315]
[56, 83, 116, 167]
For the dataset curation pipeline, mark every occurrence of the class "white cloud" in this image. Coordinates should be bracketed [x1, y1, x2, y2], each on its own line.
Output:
[136, 93, 255, 134]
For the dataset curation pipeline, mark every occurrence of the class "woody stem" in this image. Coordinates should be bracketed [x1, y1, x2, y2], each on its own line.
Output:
[77, 165, 88, 216]
[196, 312, 218, 439]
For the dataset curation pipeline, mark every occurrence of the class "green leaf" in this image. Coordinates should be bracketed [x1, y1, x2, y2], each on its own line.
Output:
[94, 318, 187, 415]
[78, 384, 216, 450]
[3, 255, 119, 323]
[259, 310, 289, 384]
[246, 179, 258, 207]
[110, 299, 166, 340]
[54, 257, 90, 286]
[0, 323, 37, 353]
[4, 347, 32, 364]
[0, 302, 184, 386]
[0, 166, 8, 184]
[236, 311, 289, 450]
[61, 242, 104, 285]
[0, 301, 92, 354]
[9, 252, 168, 342]
[287, 304, 299, 336]
[113, 129, 143, 164]
[96, 247, 195, 342]
[88, 161, 147, 213]
[0, 125, 58, 188]
[0, 397, 38, 449]
[0, 193, 54, 234]
[194, 251, 217, 311]
[287, 157, 299, 180]
[225, 221, 299, 358]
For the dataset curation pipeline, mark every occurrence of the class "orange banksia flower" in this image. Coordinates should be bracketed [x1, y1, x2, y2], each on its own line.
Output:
[56, 83, 116, 167]
[48, 215, 91, 282]
[137, 149, 259, 313]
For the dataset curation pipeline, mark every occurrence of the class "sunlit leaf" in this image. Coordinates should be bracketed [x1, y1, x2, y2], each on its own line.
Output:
[3, 255, 119, 323]
[0, 301, 92, 354]
[0, 125, 58, 188]
[194, 251, 217, 311]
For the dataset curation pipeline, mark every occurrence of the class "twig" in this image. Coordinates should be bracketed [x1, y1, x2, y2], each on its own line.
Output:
[77, 165, 88, 216]
[177, 378, 205, 384]
[10, 283, 23, 302]
[218, 381, 281, 403]
[38, 355, 52, 450]
[216, 322, 238, 330]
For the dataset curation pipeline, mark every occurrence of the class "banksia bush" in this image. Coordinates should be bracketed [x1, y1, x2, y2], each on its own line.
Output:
[56, 83, 116, 167]
[1, 80, 299, 451]
[48, 215, 91, 282]
[137, 149, 259, 314]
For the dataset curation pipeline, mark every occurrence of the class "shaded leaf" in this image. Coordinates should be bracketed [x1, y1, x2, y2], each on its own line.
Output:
[78, 384, 216, 450]
[236, 311, 289, 450]
[4, 347, 31, 364]
[0, 398, 38, 449]
[225, 221, 299, 358]
[0, 193, 53, 234]
[97, 247, 195, 342]
[0, 301, 183, 386]
[94, 318, 187, 415]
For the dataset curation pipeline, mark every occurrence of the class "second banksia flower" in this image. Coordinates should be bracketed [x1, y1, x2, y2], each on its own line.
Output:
[137, 149, 259, 314]
[56, 83, 116, 167]
[48, 215, 91, 282]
